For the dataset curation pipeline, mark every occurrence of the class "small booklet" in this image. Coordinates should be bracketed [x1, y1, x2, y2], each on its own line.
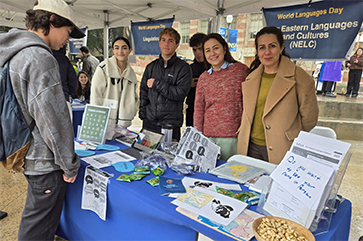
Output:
[159, 176, 186, 196]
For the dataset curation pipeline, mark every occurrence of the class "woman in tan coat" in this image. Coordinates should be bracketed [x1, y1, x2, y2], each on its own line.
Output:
[237, 26, 319, 164]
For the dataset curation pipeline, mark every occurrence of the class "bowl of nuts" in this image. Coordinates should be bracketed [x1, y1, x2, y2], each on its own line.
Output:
[253, 216, 315, 241]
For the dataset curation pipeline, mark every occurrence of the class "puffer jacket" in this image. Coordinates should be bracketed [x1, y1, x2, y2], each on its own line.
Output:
[139, 54, 191, 128]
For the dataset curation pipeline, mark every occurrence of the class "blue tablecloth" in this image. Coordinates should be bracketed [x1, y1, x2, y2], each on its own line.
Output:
[71, 100, 85, 137]
[56, 140, 351, 241]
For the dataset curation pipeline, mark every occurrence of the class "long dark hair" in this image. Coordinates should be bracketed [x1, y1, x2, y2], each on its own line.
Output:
[249, 26, 290, 72]
[202, 33, 237, 69]
[76, 71, 91, 97]
[353, 47, 363, 57]
[112, 36, 131, 50]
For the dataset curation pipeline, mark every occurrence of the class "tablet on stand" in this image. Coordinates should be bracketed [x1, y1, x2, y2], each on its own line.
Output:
[77, 104, 111, 145]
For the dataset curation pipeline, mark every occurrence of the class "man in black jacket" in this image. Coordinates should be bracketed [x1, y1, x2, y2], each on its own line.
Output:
[139, 28, 192, 140]
[186, 33, 208, 127]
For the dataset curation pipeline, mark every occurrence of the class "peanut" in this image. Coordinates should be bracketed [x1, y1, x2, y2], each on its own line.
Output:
[256, 218, 308, 241]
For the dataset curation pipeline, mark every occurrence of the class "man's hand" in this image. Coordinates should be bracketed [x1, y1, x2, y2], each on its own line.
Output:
[191, 77, 198, 88]
[147, 78, 155, 88]
[347, 63, 351, 67]
[63, 174, 77, 183]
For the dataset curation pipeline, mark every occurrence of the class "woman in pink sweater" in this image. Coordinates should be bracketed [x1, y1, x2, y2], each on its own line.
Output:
[194, 33, 249, 160]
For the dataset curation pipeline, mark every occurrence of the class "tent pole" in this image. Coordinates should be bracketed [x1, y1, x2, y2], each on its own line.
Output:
[103, 10, 110, 59]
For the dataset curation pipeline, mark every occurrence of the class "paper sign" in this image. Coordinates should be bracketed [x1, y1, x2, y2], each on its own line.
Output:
[270, 151, 334, 208]
[81, 166, 113, 220]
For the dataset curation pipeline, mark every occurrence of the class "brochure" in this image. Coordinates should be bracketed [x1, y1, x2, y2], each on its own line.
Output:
[159, 176, 186, 196]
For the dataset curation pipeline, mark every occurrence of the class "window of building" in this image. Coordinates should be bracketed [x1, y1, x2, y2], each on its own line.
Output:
[249, 13, 263, 39]
[180, 21, 190, 44]
[198, 19, 209, 34]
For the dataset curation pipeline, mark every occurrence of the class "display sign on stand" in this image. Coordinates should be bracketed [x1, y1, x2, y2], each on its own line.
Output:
[78, 104, 111, 144]
[259, 131, 351, 235]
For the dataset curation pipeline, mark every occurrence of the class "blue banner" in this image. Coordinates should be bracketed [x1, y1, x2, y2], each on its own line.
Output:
[131, 18, 174, 55]
[69, 28, 87, 55]
[219, 28, 238, 52]
[263, 1, 363, 60]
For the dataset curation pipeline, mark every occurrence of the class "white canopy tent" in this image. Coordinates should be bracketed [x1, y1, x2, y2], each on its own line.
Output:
[0, 0, 314, 57]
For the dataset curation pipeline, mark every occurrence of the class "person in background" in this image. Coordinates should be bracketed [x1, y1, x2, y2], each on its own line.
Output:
[72, 70, 91, 103]
[52, 45, 78, 119]
[80, 45, 99, 81]
[76, 58, 83, 72]
[345, 47, 363, 98]
[0, 0, 83, 239]
[139, 28, 192, 141]
[185, 32, 209, 127]
[194, 33, 249, 161]
[237, 26, 319, 164]
[90, 36, 138, 138]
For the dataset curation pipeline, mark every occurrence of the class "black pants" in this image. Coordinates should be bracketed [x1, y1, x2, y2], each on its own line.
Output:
[322, 81, 335, 93]
[347, 69, 362, 95]
[142, 118, 181, 141]
[186, 106, 194, 127]
[247, 141, 269, 162]
[18, 170, 67, 241]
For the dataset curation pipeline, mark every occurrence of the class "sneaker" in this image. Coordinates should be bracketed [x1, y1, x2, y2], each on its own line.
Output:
[345, 93, 350, 97]
[325, 92, 336, 98]
[322, 92, 326, 96]
[351, 94, 358, 98]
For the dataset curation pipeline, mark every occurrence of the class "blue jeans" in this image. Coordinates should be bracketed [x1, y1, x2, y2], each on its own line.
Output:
[18, 170, 67, 241]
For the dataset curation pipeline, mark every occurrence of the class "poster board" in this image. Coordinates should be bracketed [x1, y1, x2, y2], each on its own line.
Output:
[78, 104, 110, 144]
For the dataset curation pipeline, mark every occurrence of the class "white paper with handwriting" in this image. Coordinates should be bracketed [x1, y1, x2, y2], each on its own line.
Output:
[265, 151, 335, 228]
[270, 151, 334, 208]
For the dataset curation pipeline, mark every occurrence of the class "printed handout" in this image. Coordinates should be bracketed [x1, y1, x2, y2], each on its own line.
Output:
[290, 131, 351, 169]
[81, 166, 113, 220]
[169, 177, 242, 198]
[82, 151, 135, 169]
[175, 127, 220, 172]
[171, 187, 248, 226]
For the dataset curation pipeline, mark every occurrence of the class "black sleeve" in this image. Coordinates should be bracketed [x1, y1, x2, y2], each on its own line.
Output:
[139, 63, 153, 120]
[153, 62, 192, 101]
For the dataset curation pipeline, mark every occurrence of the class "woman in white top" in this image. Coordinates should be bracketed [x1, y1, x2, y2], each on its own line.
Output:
[91, 37, 138, 137]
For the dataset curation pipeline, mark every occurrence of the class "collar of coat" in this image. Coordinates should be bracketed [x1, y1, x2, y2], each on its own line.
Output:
[157, 53, 178, 67]
[246, 56, 295, 82]
[102, 55, 137, 84]
[243, 55, 297, 119]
